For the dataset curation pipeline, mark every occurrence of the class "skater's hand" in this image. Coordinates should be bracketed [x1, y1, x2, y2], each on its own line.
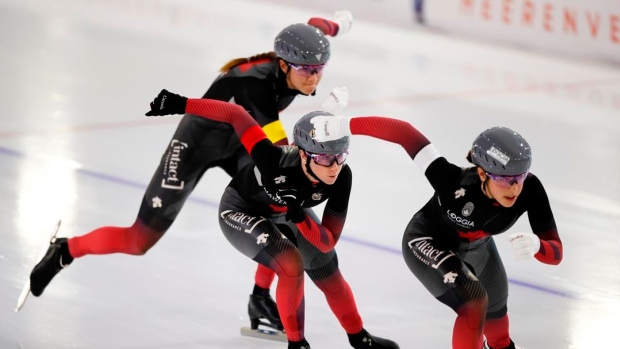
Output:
[285, 205, 306, 224]
[145, 89, 188, 116]
[278, 188, 306, 223]
[508, 232, 541, 260]
[334, 10, 353, 36]
[321, 87, 349, 113]
[310, 114, 351, 142]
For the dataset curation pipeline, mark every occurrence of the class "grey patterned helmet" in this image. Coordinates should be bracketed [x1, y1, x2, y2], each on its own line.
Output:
[293, 111, 349, 154]
[274, 23, 330, 65]
[471, 127, 532, 175]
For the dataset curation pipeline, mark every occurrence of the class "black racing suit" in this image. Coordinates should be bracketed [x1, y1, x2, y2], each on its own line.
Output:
[402, 161, 561, 316]
[138, 58, 308, 231]
[180, 98, 366, 343]
[343, 116, 563, 349]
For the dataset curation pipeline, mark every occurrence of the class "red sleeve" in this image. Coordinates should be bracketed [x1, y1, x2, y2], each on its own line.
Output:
[185, 98, 267, 153]
[350, 117, 430, 160]
[526, 174, 563, 265]
[307, 17, 339, 36]
[535, 239, 563, 265]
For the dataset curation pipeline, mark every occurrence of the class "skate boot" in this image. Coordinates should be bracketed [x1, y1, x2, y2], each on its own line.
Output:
[29, 237, 73, 297]
[288, 338, 311, 349]
[348, 328, 400, 349]
[248, 293, 284, 331]
[483, 339, 523, 349]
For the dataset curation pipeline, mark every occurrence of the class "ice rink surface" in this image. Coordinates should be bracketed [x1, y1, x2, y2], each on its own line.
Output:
[1, 1, 619, 348]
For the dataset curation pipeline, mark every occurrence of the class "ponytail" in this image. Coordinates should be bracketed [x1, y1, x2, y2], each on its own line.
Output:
[465, 150, 474, 164]
[219, 52, 277, 72]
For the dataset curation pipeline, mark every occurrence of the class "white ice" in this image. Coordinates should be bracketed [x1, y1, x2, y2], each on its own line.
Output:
[1, 1, 619, 348]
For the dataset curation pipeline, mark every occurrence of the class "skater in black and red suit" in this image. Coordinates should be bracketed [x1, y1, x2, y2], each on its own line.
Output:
[29, 12, 354, 333]
[139, 90, 400, 349]
[306, 113, 564, 349]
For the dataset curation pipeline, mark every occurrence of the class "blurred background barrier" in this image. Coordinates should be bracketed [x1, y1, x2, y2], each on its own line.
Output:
[262, 0, 620, 66]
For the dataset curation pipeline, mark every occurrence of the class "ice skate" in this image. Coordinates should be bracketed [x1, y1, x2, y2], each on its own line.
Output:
[239, 293, 286, 342]
[483, 340, 523, 349]
[348, 328, 400, 349]
[29, 226, 73, 297]
[288, 338, 310, 349]
[15, 220, 65, 312]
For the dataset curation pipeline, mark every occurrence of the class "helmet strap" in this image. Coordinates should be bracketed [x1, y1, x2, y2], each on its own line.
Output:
[279, 59, 296, 90]
[304, 156, 325, 185]
[481, 178, 493, 199]
[277, 58, 291, 74]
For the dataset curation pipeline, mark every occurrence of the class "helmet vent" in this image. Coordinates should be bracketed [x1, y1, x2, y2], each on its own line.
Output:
[274, 23, 331, 65]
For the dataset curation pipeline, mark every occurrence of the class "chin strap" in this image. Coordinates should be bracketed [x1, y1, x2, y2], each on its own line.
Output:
[304, 158, 325, 185]
[481, 177, 492, 198]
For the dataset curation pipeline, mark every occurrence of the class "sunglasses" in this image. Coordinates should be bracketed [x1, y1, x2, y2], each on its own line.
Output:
[288, 63, 327, 77]
[306, 151, 348, 167]
[486, 172, 528, 188]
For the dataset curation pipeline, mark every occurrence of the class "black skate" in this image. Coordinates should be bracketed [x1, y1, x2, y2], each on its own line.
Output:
[348, 328, 400, 349]
[239, 294, 286, 342]
[30, 236, 72, 297]
[288, 338, 311, 349]
[483, 340, 523, 349]
[248, 293, 283, 330]
[15, 220, 64, 312]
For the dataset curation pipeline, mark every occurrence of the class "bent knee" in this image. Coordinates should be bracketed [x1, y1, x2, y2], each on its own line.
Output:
[127, 224, 164, 255]
[132, 244, 150, 256]
[438, 283, 488, 315]
[273, 250, 304, 278]
[458, 295, 488, 330]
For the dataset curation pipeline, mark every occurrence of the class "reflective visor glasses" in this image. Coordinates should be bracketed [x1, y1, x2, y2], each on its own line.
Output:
[288, 63, 327, 77]
[306, 151, 348, 167]
[486, 172, 528, 188]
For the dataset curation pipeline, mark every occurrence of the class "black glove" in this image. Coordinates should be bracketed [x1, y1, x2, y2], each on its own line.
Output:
[145, 89, 188, 116]
[279, 189, 306, 223]
[285, 205, 306, 224]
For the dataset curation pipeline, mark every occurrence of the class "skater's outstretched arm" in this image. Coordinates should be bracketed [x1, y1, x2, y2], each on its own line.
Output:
[308, 10, 353, 37]
[146, 89, 281, 174]
[309, 115, 475, 195]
